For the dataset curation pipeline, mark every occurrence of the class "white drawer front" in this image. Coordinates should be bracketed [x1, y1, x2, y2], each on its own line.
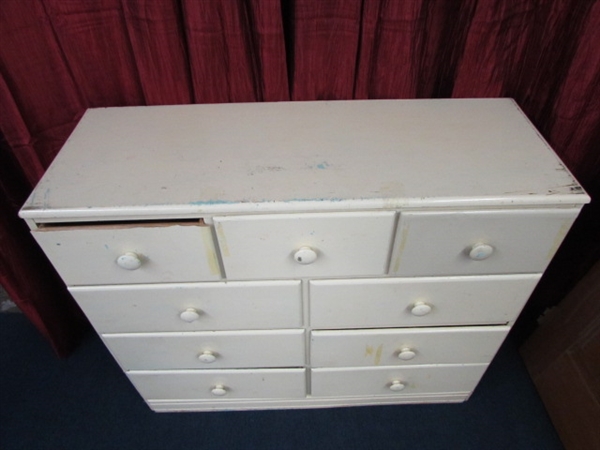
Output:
[309, 274, 540, 329]
[311, 364, 488, 397]
[103, 330, 305, 370]
[70, 280, 302, 333]
[390, 209, 579, 276]
[311, 326, 509, 367]
[128, 368, 306, 400]
[32, 222, 220, 285]
[214, 212, 396, 279]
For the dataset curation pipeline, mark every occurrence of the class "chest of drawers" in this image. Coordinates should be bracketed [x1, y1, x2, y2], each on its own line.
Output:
[20, 99, 589, 412]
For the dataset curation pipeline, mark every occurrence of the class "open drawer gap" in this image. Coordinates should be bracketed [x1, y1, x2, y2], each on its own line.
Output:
[36, 218, 207, 231]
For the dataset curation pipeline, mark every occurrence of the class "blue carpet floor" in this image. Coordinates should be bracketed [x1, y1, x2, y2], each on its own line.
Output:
[1, 313, 563, 450]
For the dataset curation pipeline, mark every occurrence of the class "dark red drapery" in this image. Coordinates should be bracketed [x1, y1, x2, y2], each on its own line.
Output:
[1, 0, 599, 356]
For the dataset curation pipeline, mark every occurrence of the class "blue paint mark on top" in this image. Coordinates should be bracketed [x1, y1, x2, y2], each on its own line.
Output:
[188, 199, 238, 206]
[316, 161, 330, 169]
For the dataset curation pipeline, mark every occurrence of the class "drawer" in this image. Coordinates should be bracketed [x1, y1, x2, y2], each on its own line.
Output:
[309, 274, 540, 329]
[69, 280, 302, 333]
[128, 368, 306, 400]
[31, 221, 220, 285]
[390, 209, 579, 276]
[311, 364, 488, 397]
[213, 212, 396, 279]
[103, 330, 305, 370]
[310, 326, 509, 367]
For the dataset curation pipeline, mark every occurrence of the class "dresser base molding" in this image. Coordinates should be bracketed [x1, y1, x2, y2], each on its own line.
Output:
[147, 392, 472, 412]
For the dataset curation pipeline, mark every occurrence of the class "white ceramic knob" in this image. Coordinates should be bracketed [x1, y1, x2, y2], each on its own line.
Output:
[410, 301, 432, 316]
[469, 243, 494, 261]
[211, 385, 227, 396]
[389, 380, 406, 392]
[293, 246, 318, 265]
[397, 348, 416, 361]
[179, 308, 201, 323]
[116, 252, 142, 270]
[198, 351, 217, 363]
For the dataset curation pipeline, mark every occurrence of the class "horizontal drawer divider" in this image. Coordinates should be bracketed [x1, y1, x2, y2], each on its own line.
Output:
[310, 323, 510, 331]
[102, 329, 304, 338]
[127, 367, 308, 374]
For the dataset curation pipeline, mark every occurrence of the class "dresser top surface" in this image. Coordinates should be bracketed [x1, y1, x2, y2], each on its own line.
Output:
[21, 99, 588, 221]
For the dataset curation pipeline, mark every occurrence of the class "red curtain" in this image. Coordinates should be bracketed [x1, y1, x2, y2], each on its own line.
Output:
[1, 0, 599, 356]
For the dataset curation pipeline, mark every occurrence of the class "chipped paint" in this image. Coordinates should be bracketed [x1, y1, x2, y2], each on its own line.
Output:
[248, 165, 286, 176]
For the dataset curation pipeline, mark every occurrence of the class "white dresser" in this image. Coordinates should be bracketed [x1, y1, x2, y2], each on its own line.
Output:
[20, 99, 589, 412]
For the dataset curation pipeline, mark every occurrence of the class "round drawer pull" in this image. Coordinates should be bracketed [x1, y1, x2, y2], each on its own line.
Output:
[198, 351, 217, 363]
[410, 301, 432, 316]
[468, 243, 494, 261]
[389, 380, 406, 392]
[211, 384, 228, 396]
[397, 348, 416, 361]
[179, 308, 202, 323]
[293, 246, 318, 265]
[116, 252, 143, 270]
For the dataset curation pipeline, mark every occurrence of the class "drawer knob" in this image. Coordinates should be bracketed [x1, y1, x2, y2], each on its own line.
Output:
[389, 380, 406, 392]
[410, 301, 432, 316]
[198, 351, 217, 363]
[179, 308, 201, 323]
[397, 348, 416, 361]
[116, 252, 143, 270]
[211, 384, 228, 396]
[468, 243, 494, 261]
[293, 246, 318, 265]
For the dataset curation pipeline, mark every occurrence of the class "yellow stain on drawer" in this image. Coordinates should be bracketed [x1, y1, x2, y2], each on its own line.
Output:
[392, 223, 410, 273]
[215, 222, 230, 257]
[365, 344, 384, 365]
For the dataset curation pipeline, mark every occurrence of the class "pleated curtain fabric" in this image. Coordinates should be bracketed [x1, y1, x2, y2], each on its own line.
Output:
[1, 0, 599, 356]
